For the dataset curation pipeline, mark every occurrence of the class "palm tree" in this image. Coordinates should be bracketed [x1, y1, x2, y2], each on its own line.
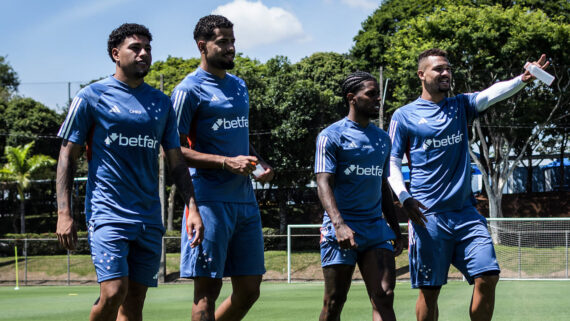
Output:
[0, 142, 56, 233]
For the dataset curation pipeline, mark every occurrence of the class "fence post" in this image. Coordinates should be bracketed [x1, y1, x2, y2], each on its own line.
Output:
[67, 250, 71, 286]
[564, 230, 568, 278]
[517, 231, 522, 279]
[566, 231, 568, 279]
[14, 246, 19, 290]
[24, 239, 28, 286]
[287, 225, 291, 284]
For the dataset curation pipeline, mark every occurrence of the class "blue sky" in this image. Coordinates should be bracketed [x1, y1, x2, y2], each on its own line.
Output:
[0, 0, 380, 111]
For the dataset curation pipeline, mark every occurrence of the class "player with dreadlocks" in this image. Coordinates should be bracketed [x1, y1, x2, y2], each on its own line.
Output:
[315, 71, 404, 321]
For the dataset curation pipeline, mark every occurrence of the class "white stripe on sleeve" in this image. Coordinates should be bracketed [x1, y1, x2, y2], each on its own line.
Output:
[315, 135, 328, 173]
[388, 120, 398, 144]
[58, 97, 82, 139]
[172, 90, 187, 125]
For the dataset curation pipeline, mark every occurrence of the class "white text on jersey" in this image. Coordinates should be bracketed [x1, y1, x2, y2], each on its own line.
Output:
[344, 164, 384, 176]
[211, 116, 249, 131]
[105, 133, 159, 149]
[423, 131, 464, 150]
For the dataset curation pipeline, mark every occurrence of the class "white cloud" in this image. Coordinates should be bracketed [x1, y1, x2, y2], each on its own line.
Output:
[213, 0, 309, 50]
[340, 0, 378, 10]
[38, 0, 134, 30]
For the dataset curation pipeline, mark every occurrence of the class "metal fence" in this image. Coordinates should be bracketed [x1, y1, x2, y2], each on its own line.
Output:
[1, 218, 570, 286]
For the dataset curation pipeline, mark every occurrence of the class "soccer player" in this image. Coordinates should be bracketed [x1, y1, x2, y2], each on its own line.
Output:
[315, 71, 405, 321]
[55, 23, 204, 321]
[387, 48, 549, 321]
[171, 15, 274, 321]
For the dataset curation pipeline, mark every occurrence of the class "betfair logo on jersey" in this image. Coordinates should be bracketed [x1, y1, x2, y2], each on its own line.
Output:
[104, 133, 159, 149]
[211, 116, 249, 131]
[344, 164, 384, 176]
[423, 131, 464, 150]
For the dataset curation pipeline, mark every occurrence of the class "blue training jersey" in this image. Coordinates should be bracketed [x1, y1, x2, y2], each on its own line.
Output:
[58, 76, 180, 225]
[388, 94, 479, 214]
[315, 117, 391, 221]
[172, 67, 255, 203]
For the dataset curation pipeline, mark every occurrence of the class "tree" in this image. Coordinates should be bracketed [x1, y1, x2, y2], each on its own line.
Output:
[146, 56, 201, 96]
[0, 56, 20, 156]
[350, 0, 486, 72]
[381, 4, 570, 222]
[2, 97, 63, 161]
[0, 142, 56, 233]
[0, 56, 19, 102]
[143, 52, 363, 234]
[255, 53, 356, 234]
[351, 0, 570, 73]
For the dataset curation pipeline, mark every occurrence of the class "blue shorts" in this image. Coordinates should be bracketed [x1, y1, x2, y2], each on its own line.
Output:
[180, 202, 265, 278]
[88, 220, 164, 287]
[320, 216, 395, 267]
[408, 207, 500, 288]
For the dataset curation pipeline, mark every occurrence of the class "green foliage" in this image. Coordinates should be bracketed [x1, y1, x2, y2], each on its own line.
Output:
[383, 3, 570, 138]
[2, 97, 63, 160]
[0, 142, 56, 189]
[257, 53, 356, 189]
[0, 56, 19, 101]
[146, 56, 200, 95]
[350, 0, 478, 72]
[354, 2, 570, 217]
[1, 141, 56, 233]
[145, 52, 357, 190]
[351, 0, 570, 73]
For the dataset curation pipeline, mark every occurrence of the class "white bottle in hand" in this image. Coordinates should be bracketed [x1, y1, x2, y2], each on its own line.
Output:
[524, 62, 554, 86]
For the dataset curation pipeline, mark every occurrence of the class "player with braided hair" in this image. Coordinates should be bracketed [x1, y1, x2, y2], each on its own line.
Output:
[315, 71, 404, 321]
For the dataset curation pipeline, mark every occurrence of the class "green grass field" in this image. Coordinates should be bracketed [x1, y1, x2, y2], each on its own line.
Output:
[1, 281, 569, 321]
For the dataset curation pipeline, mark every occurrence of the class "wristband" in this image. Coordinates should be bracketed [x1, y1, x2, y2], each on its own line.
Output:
[398, 191, 412, 204]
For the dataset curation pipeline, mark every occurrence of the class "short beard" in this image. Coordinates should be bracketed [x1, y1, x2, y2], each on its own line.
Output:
[211, 59, 234, 70]
[206, 51, 235, 70]
[220, 60, 235, 70]
[134, 69, 149, 78]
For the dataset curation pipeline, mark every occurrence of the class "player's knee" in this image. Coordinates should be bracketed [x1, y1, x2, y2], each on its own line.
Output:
[323, 291, 348, 310]
[99, 281, 128, 308]
[236, 286, 260, 308]
[369, 287, 395, 309]
[233, 277, 261, 306]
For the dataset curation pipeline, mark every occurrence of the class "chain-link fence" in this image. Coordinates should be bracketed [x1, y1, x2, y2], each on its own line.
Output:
[2, 218, 569, 286]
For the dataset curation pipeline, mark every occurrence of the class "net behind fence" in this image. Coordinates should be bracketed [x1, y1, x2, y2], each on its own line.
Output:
[489, 218, 570, 279]
[287, 219, 570, 282]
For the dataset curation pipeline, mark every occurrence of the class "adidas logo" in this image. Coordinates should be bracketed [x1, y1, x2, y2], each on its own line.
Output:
[348, 141, 357, 148]
[211, 94, 220, 102]
[344, 164, 384, 176]
[211, 116, 249, 131]
[109, 105, 121, 113]
[418, 117, 428, 124]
